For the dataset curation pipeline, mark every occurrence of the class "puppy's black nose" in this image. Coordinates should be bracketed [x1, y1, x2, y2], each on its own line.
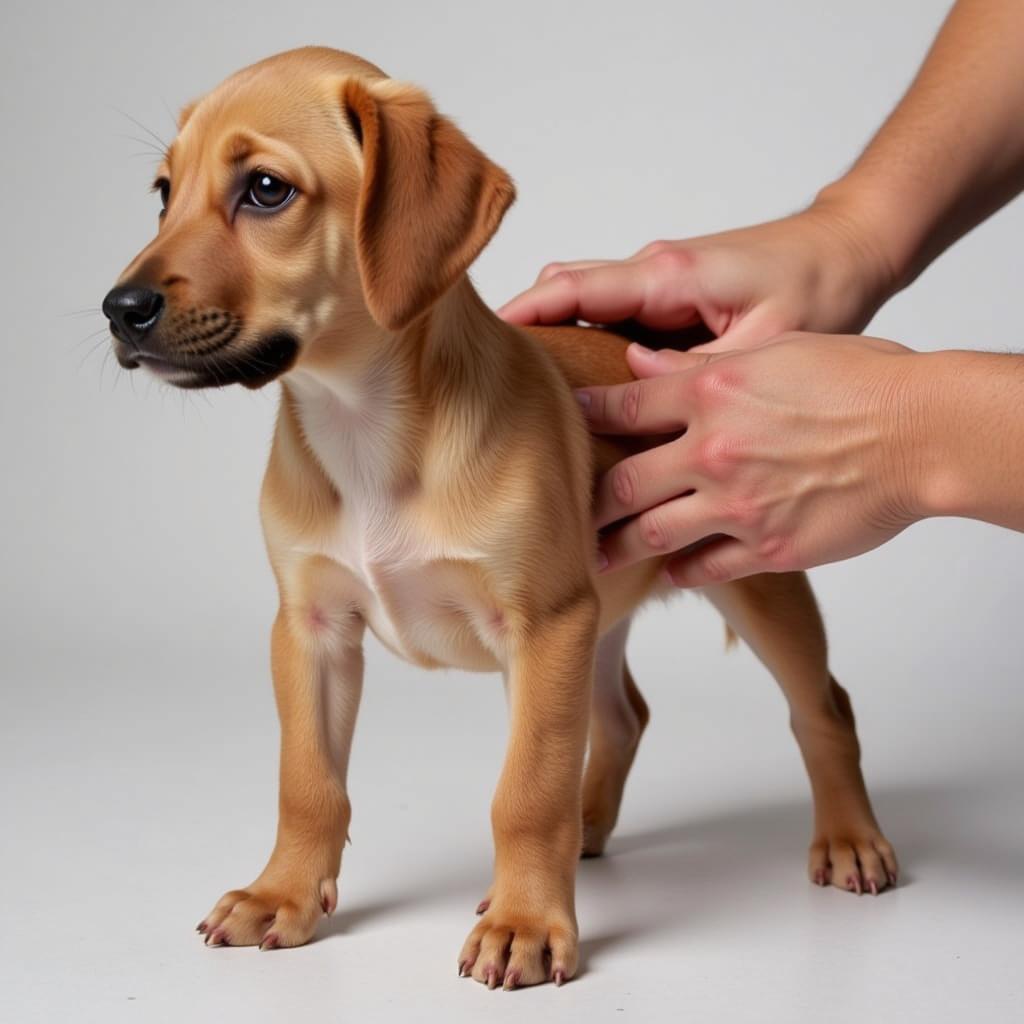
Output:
[102, 285, 165, 343]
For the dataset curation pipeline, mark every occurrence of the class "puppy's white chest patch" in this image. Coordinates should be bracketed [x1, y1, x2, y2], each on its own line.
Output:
[329, 504, 502, 670]
[289, 373, 505, 671]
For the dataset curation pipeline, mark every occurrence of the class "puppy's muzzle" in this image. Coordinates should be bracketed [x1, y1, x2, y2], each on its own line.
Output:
[102, 280, 299, 389]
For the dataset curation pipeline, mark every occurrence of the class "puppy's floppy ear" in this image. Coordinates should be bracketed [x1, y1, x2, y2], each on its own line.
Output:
[341, 78, 516, 331]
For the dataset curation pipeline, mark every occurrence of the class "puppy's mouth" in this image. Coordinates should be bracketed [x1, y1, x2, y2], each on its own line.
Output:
[113, 330, 300, 390]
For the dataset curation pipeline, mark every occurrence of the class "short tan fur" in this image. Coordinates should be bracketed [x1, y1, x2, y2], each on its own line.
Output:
[107, 48, 897, 989]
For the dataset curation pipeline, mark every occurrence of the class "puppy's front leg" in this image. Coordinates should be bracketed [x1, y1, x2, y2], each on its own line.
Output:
[460, 593, 598, 989]
[199, 606, 364, 949]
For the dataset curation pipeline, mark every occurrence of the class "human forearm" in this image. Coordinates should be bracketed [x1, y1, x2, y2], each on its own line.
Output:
[816, 0, 1024, 297]
[913, 350, 1024, 530]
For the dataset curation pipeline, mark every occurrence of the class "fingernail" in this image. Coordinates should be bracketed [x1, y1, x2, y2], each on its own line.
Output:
[628, 342, 654, 357]
[574, 389, 591, 410]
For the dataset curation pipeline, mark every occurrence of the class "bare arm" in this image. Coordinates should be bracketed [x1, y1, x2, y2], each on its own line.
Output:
[821, 0, 1024, 295]
[501, 0, 1024, 345]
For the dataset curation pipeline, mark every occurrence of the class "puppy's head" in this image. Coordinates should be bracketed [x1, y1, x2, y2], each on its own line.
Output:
[103, 47, 515, 389]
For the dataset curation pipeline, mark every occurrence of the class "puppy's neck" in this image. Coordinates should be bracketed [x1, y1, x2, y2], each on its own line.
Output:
[284, 277, 519, 497]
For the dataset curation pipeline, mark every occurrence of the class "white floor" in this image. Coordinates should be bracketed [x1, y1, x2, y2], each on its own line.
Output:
[4, 598, 1023, 1024]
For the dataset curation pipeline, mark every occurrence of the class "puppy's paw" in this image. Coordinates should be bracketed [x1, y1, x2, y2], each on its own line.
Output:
[808, 829, 899, 896]
[197, 876, 337, 949]
[458, 907, 577, 990]
[581, 805, 616, 858]
[581, 762, 627, 858]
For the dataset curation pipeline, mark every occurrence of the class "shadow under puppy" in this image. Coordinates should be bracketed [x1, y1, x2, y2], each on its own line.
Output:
[102, 47, 898, 990]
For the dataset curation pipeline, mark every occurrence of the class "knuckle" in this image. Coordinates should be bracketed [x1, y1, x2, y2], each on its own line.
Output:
[619, 380, 644, 428]
[648, 247, 695, 276]
[757, 534, 794, 568]
[637, 239, 673, 258]
[637, 508, 670, 552]
[610, 459, 639, 510]
[697, 554, 731, 583]
[551, 268, 585, 289]
[694, 433, 739, 477]
[538, 261, 564, 282]
[692, 368, 734, 404]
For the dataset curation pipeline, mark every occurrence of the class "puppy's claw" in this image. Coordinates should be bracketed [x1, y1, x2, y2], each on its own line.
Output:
[458, 960, 469, 978]
[319, 879, 338, 917]
[503, 970, 521, 991]
[259, 933, 279, 951]
[869, 879, 879, 897]
[486, 966, 499, 990]
[475, 899, 490, 915]
[554, 969, 566, 987]
[196, 921, 208, 934]
[847, 875, 862, 896]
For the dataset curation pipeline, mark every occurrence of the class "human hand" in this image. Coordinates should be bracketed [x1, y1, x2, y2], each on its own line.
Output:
[499, 202, 897, 350]
[581, 334, 931, 586]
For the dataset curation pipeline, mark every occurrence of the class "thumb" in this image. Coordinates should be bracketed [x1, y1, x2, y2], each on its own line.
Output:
[696, 308, 790, 353]
[625, 342, 725, 379]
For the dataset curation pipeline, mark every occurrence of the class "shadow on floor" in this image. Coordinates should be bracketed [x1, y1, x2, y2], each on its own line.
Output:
[321, 773, 1024, 967]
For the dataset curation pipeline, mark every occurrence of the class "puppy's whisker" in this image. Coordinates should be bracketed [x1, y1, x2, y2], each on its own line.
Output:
[111, 107, 170, 157]
[114, 133, 168, 158]
[161, 96, 180, 134]
[99, 347, 116, 392]
[72, 326, 110, 350]
[78, 334, 114, 373]
[60, 307, 103, 320]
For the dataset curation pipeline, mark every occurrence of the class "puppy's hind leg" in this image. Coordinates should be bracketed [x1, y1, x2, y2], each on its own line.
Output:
[705, 573, 898, 895]
[581, 616, 650, 857]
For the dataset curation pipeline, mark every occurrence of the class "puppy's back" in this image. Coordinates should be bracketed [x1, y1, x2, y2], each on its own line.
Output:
[523, 324, 633, 390]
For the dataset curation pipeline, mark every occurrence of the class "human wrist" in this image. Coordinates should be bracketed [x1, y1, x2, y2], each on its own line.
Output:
[808, 177, 916, 316]
[909, 350, 1024, 526]
[902, 350, 1008, 524]
[890, 350, 958, 524]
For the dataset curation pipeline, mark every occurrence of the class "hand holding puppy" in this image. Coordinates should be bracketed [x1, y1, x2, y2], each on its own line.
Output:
[572, 335, 1024, 587]
[576, 334, 927, 586]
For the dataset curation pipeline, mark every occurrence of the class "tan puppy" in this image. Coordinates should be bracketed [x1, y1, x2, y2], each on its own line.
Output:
[103, 47, 897, 989]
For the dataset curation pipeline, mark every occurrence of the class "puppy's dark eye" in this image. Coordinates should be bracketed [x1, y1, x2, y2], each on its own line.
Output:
[244, 171, 295, 210]
[153, 177, 171, 212]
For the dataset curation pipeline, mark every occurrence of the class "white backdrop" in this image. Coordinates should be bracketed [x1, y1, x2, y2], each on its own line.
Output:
[2, 2, 1022, 1022]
